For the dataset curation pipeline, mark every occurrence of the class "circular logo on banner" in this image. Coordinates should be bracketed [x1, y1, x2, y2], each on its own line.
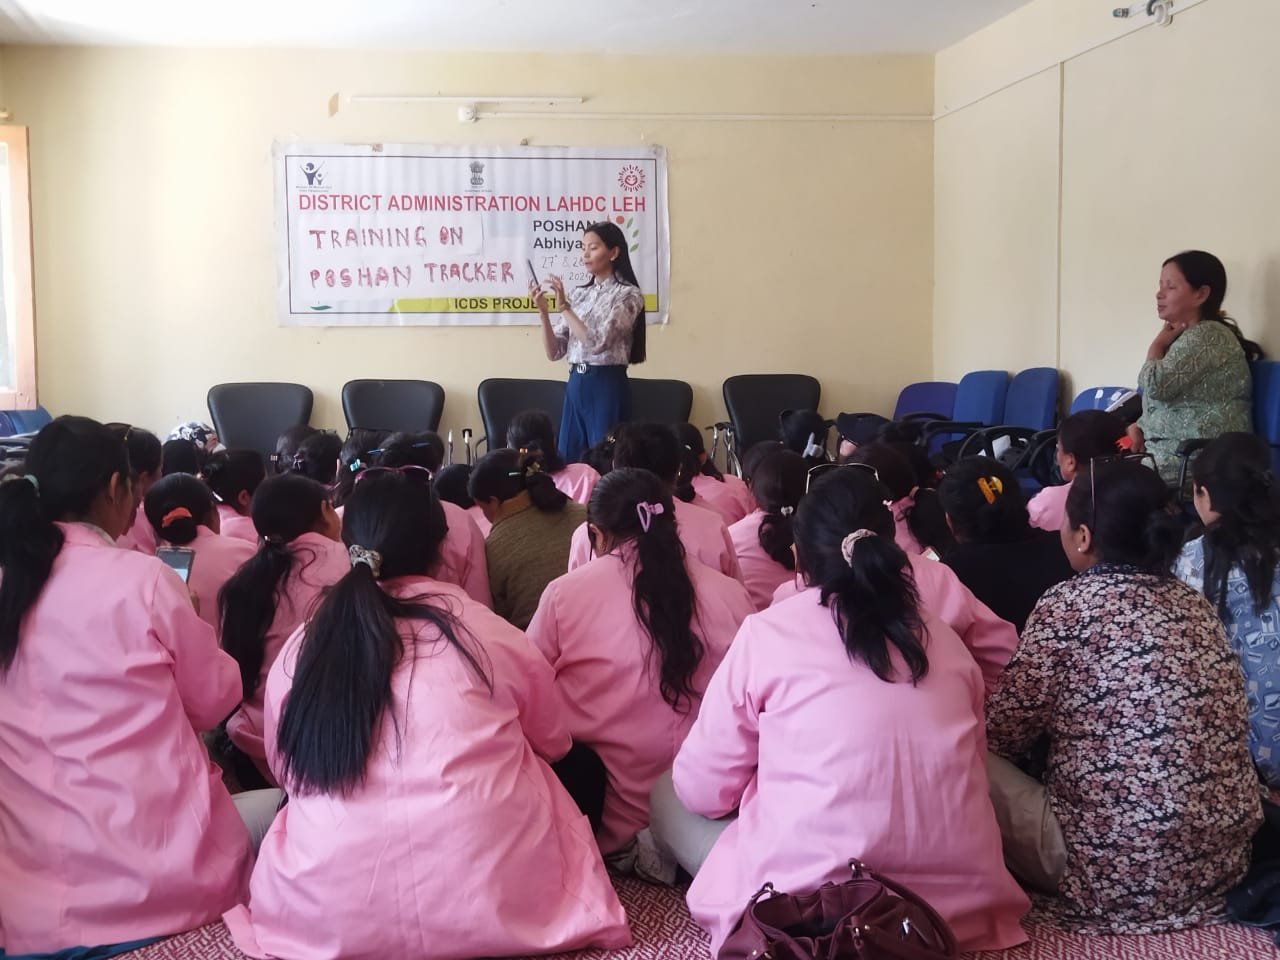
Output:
[617, 164, 646, 192]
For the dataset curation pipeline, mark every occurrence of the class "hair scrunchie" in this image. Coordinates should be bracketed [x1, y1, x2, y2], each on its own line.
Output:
[349, 544, 382, 577]
[840, 529, 876, 566]
[0, 473, 38, 496]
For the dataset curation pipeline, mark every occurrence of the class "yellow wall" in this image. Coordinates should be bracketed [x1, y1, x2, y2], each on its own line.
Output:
[934, 0, 1280, 397]
[8, 46, 934, 438]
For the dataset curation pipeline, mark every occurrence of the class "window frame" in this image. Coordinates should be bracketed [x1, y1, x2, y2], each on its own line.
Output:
[0, 125, 36, 411]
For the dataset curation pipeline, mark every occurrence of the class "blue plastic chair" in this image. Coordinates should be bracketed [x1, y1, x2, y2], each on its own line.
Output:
[1002, 367, 1059, 431]
[1251, 360, 1280, 474]
[0, 405, 52, 436]
[1070, 386, 1131, 416]
[893, 381, 957, 420]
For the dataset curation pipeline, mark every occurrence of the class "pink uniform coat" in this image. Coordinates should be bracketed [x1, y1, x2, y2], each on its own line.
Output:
[225, 578, 630, 960]
[692, 473, 755, 526]
[728, 510, 795, 612]
[117, 500, 158, 554]
[567, 499, 743, 582]
[674, 588, 1029, 955]
[552, 462, 601, 505]
[217, 503, 259, 544]
[466, 503, 492, 538]
[184, 526, 257, 629]
[527, 552, 754, 853]
[225, 532, 350, 782]
[888, 495, 925, 555]
[1027, 482, 1070, 533]
[0, 523, 251, 954]
[772, 553, 1018, 694]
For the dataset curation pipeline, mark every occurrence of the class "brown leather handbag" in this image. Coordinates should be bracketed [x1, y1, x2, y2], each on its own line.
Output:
[718, 859, 959, 960]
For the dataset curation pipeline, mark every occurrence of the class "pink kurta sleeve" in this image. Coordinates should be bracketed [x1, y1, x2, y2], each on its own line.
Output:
[672, 620, 760, 819]
[149, 568, 242, 731]
[566, 522, 593, 571]
[720, 525, 744, 582]
[525, 584, 563, 668]
[459, 513, 493, 607]
[483, 609, 572, 763]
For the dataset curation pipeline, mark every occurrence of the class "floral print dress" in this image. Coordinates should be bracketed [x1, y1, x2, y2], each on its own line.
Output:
[986, 564, 1261, 934]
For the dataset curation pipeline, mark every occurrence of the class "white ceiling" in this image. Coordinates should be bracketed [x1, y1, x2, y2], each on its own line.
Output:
[0, 0, 1035, 54]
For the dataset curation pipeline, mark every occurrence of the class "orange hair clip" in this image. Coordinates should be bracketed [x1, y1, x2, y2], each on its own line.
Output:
[976, 476, 1003, 505]
[160, 507, 193, 529]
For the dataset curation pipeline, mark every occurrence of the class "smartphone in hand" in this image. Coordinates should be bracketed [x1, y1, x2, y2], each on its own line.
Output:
[156, 546, 196, 584]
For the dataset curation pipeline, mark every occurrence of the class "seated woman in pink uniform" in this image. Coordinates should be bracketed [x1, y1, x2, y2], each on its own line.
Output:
[1026, 409, 1127, 533]
[674, 422, 755, 526]
[202, 449, 267, 544]
[224, 469, 630, 960]
[527, 468, 754, 860]
[651, 465, 1029, 956]
[507, 408, 601, 505]
[144, 473, 256, 628]
[373, 432, 492, 607]
[217, 473, 347, 786]
[566, 421, 742, 581]
[114, 424, 164, 554]
[728, 448, 807, 611]
[0, 417, 255, 957]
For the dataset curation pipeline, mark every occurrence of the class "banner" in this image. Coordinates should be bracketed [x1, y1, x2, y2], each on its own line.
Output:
[273, 142, 669, 327]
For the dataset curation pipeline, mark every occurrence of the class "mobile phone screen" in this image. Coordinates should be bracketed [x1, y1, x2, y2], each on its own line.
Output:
[526, 258, 539, 286]
[156, 547, 195, 584]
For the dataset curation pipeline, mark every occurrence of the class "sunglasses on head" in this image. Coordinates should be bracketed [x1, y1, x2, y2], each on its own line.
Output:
[805, 461, 879, 494]
[353, 464, 435, 487]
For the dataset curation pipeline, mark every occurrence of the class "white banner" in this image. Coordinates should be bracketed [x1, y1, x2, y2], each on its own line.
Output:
[273, 142, 669, 326]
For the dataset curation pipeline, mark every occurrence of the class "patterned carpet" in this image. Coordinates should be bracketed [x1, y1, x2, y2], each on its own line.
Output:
[122, 876, 1277, 959]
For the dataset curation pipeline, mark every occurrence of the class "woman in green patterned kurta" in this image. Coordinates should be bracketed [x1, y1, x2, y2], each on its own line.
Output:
[1128, 251, 1260, 484]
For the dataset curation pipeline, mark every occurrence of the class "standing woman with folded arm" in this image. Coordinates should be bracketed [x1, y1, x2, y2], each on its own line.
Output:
[532, 221, 646, 464]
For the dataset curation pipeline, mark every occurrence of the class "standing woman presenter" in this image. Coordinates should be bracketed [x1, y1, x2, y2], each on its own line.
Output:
[533, 221, 646, 463]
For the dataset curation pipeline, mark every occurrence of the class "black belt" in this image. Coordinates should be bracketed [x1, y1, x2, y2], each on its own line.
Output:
[570, 363, 625, 374]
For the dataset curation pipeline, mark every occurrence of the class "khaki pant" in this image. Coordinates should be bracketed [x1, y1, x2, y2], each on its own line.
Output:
[648, 770, 734, 877]
[986, 753, 1067, 892]
[233, 787, 283, 854]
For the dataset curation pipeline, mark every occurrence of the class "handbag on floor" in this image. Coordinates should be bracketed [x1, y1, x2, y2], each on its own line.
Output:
[718, 858, 958, 960]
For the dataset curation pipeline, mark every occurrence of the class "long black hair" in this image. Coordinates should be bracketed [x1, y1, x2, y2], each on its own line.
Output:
[433, 463, 475, 509]
[333, 428, 388, 508]
[938, 457, 1032, 545]
[674, 423, 723, 481]
[585, 221, 645, 364]
[794, 466, 928, 684]
[375, 431, 446, 472]
[202, 449, 266, 514]
[0, 417, 131, 674]
[275, 470, 489, 796]
[1064, 458, 1184, 572]
[589, 468, 703, 712]
[286, 430, 343, 485]
[752, 449, 807, 570]
[144, 473, 218, 546]
[850, 442, 954, 555]
[468, 448, 569, 513]
[273, 425, 318, 475]
[505, 410, 567, 474]
[1193, 432, 1280, 616]
[612, 421, 681, 486]
[1164, 250, 1263, 361]
[217, 474, 332, 699]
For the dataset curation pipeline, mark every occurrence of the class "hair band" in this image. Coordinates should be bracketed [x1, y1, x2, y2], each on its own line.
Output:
[841, 529, 876, 566]
[348, 544, 382, 577]
[636, 501, 665, 533]
[160, 507, 193, 529]
[977, 476, 1003, 505]
[802, 433, 825, 459]
[1, 473, 38, 496]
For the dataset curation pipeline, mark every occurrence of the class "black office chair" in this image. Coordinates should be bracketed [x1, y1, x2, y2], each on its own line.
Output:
[207, 382, 313, 460]
[476, 378, 567, 455]
[629, 378, 693, 424]
[341, 379, 445, 434]
[722, 374, 822, 455]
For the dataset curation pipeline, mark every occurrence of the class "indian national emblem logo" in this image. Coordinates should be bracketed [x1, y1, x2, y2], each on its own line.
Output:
[469, 161, 485, 188]
[617, 164, 645, 192]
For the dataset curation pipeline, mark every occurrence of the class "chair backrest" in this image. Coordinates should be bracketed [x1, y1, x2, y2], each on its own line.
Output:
[207, 382, 313, 460]
[1, 405, 52, 436]
[630, 378, 693, 425]
[722, 374, 821, 454]
[1069, 386, 1131, 415]
[951, 370, 1009, 426]
[341, 379, 445, 434]
[1251, 360, 1280, 472]
[1002, 367, 1059, 430]
[893, 381, 957, 420]
[476, 378, 566, 451]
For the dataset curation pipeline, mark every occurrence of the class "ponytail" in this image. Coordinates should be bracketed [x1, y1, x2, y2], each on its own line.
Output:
[144, 473, 216, 546]
[469, 448, 569, 513]
[0, 417, 132, 674]
[794, 467, 928, 684]
[217, 474, 331, 699]
[674, 441, 699, 503]
[751, 449, 807, 571]
[589, 468, 703, 711]
[673, 423, 724, 482]
[275, 470, 488, 795]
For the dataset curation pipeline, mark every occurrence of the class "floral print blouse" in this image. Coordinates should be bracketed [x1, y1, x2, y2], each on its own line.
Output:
[1175, 536, 1280, 789]
[1138, 320, 1252, 483]
[986, 564, 1262, 934]
[550, 275, 644, 366]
